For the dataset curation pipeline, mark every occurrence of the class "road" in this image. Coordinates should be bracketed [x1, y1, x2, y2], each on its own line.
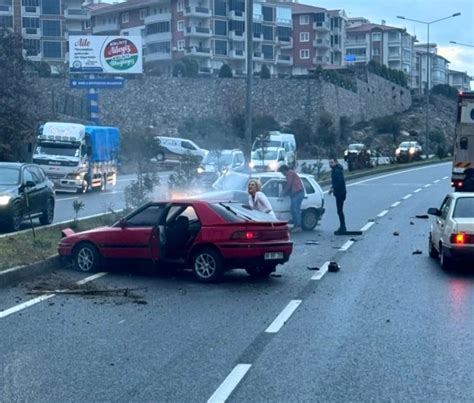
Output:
[1, 161, 473, 401]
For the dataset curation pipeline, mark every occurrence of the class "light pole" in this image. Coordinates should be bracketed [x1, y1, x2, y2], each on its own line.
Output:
[245, 0, 254, 160]
[397, 12, 461, 155]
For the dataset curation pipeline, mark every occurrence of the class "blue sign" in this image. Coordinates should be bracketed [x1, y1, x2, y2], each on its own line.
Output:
[345, 55, 356, 62]
[70, 78, 124, 89]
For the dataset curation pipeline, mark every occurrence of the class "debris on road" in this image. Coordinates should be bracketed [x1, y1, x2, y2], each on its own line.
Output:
[393, 231, 400, 236]
[270, 273, 282, 278]
[415, 215, 429, 219]
[412, 249, 423, 255]
[305, 240, 320, 245]
[328, 262, 340, 272]
[410, 221, 415, 225]
[306, 266, 320, 271]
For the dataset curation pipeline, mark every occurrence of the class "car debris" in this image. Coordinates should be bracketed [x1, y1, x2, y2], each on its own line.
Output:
[305, 240, 320, 245]
[412, 249, 423, 255]
[393, 231, 400, 236]
[415, 214, 429, 219]
[328, 261, 340, 272]
[306, 266, 320, 271]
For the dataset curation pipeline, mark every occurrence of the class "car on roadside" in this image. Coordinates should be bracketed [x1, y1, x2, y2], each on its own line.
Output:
[427, 192, 474, 269]
[195, 149, 246, 188]
[58, 200, 293, 282]
[343, 143, 372, 171]
[155, 136, 208, 164]
[0, 162, 55, 232]
[249, 147, 286, 172]
[212, 171, 325, 231]
[395, 141, 422, 162]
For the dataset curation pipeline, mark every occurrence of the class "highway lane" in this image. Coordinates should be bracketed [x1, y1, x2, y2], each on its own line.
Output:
[1, 162, 473, 401]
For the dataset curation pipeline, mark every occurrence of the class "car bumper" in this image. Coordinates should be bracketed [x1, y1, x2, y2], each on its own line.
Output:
[442, 243, 474, 259]
[218, 241, 293, 267]
[58, 243, 74, 256]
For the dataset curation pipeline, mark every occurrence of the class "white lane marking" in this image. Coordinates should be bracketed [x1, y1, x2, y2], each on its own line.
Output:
[443, 176, 449, 180]
[207, 364, 252, 403]
[424, 184, 432, 188]
[414, 188, 422, 193]
[360, 222, 375, 232]
[76, 272, 107, 285]
[0, 273, 107, 319]
[377, 210, 389, 217]
[339, 240, 354, 251]
[391, 201, 401, 208]
[56, 197, 79, 202]
[433, 179, 440, 183]
[265, 300, 302, 333]
[402, 194, 412, 200]
[0, 294, 55, 319]
[311, 261, 329, 280]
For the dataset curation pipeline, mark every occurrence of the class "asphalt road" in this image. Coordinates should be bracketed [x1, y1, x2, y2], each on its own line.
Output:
[1, 161, 473, 401]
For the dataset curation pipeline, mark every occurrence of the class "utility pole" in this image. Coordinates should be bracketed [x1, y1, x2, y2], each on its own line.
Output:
[245, 0, 254, 159]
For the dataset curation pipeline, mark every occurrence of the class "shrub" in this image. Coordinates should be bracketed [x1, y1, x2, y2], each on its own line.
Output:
[181, 57, 199, 77]
[172, 61, 186, 77]
[431, 84, 459, 100]
[260, 64, 271, 79]
[374, 116, 401, 136]
[339, 116, 352, 142]
[317, 111, 336, 147]
[219, 63, 233, 78]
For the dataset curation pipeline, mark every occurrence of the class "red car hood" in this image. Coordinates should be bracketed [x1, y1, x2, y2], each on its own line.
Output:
[61, 226, 111, 239]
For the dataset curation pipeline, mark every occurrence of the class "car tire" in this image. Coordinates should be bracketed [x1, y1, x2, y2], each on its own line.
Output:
[191, 247, 224, 283]
[7, 202, 23, 232]
[428, 235, 439, 259]
[439, 244, 452, 270]
[73, 242, 101, 272]
[157, 152, 165, 162]
[39, 197, 55, 225]
[77, 179, 89, 194]
[301, 209, 320, 231]
[245, 265, 275, 278]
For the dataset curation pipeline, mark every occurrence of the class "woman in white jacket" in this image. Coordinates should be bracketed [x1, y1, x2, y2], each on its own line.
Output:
[247, 179, 277, 219]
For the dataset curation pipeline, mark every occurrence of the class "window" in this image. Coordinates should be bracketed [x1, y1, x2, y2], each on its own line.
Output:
[22, 168, 34, 184]
[177, 206, 198, 221]
[262, 6, 273, 22]
[147, 41, 170, 54]
[42, 20, 61, 36]
[299, 32, 309, 42]
[262, 44, 273, 60]
[42, 41, 62, 58]
[177, 40, 185, 51]
[371, 32, 381, 41]
[24, 38, 40, 56]
[229, 20, 244, 33]
[181, 141, 197, 150]
[177, 1, 184, 12]
[0, 16, 13, 29]
[214, 39, 227, 55]
[314, 12, 325, 23]
[301, 178, 315, 194]
[146, 21, 170, 34]
[177, 20, 184, 31]
[214, 20, 227, 36]
[276, 26, 291, 41]
[122, 12, 129, 23]
[126, 205, 165, 227]
[299, 15, 309, 25]
[122, 31, 129, 36]
[453, 197, 474, 218]
[300, 49, 309, 59]
[41, 0, 60, 15]
[214, 0, 227, 16]
[229, 0, 244, 13]
[439, 197, 451, 220]
[262, 25, 273, 40]
[22, 0, 40, 6]
[276, 7, 291, 25]
[139, 9, 147, 19]
[22, 17, 40, 28]
[263, 180, 285, 198]
[28, 166, 43, 184]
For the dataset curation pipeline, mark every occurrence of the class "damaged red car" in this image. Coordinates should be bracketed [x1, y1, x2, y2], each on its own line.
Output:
[58, 200, 293, 282]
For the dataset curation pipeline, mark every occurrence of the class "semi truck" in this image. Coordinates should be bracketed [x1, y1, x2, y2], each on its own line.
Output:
[451, 92, 474, 191]
[32, 122, 120, 193]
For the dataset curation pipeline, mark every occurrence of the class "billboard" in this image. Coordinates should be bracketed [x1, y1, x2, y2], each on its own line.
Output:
[69, 36, 143, 74]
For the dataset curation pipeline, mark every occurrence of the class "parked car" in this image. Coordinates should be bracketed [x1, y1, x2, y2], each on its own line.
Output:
[252, 132, 297, 167]
[395, 141, 422, 162]
[195, 149, 246, 188]
[212, 171, 325, 231]
[249, 147, 286, 172]
[0, 162, 55, 232]
[155, 136, 208, 164]
[343, 143, 372, 171]
[427, 192, 474, 269]
[58, 200, 293, 282]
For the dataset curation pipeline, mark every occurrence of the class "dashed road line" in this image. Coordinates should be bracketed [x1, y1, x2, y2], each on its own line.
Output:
[414, 188, 422, 193]
[360, 221, 375, 232]
[56, 197, 79, 202]
[208, 364, 252, 403]
[76, 272, 107, 285]
[339, 240, 354, 251]
[443, 176, 449, 180]
[377, 210, 389, 218]
[402, 194, 412, 200]
[265, 300, 302, 333]
[311, 261, 330, 280]
[391, 201, 401, 208]
[433, 179, 440, 183]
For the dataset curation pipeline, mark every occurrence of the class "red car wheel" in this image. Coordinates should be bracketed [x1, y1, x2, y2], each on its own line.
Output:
[73, 243, 100, 272]
[192, 247, 224, 283]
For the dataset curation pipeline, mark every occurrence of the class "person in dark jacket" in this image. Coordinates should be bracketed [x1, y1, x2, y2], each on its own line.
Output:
[329, 158, 347, 235]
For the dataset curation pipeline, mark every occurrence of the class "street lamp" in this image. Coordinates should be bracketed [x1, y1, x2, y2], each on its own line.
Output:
[245, 0, 254, 160]
[397, 12, 461, 155]
[450, 40, 474, 48]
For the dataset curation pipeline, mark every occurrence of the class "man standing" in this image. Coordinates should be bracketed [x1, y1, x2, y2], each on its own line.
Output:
[329, 158, 347, 235]
[279, 164, 305, 233]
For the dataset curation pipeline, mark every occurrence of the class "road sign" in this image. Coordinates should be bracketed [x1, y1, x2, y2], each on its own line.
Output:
[345, 55, 356, 62]
[70, 78, 124, 89]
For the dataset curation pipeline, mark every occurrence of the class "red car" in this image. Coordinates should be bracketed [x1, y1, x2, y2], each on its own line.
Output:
[58, 200, 293, 282]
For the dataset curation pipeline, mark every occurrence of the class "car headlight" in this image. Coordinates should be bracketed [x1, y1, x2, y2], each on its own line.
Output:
[409, 147, 416, 154]
[269, 161, 278, 171]
[395, 148, 401, 155]
[197, 166, 204, 174]
[0, 195, 12, 206]
[344, 150, 348, 156]
[249, 161, 255, 169]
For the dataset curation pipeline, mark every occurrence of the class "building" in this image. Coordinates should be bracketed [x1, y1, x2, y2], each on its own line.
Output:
[345, 22, 415, 85]
[89, 0, 294, 76]
[448, 69, 472, 92]
[0, 0, 90, 72]
[413, 43, 450, 93]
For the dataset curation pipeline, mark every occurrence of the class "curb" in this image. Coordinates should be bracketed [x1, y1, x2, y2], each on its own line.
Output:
[0, 255, 62, 288]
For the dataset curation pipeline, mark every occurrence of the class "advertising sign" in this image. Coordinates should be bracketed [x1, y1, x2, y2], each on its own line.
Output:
[69, 36, 143, 74]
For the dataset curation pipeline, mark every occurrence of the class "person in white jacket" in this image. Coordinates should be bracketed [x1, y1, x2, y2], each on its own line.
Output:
[247, 179, 277, 219]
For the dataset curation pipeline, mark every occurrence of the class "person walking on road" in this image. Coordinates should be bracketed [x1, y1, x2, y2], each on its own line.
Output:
[247, 179, 276, 218]
[329, 158, 347, 235]
[279, 164, 305, 233]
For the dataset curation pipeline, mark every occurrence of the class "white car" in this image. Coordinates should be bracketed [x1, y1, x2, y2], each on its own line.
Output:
[155, 136, 208, 163]
[196, 149, 246, 187]
[249, 147, 286, 172]
[428, 192, 474, 269]
[212, 171, 325, 231]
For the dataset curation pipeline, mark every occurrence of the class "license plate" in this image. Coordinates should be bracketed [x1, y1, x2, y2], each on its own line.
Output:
[264, 252, 283, 260]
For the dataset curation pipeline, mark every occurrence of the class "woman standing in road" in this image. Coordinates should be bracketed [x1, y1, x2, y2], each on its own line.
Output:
[248, 179, 276, 218]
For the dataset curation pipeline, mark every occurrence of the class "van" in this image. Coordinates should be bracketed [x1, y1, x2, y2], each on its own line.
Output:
[155, 136, 208, 163]
[249, 147, 286, 172]
[252, 131, 296, 165]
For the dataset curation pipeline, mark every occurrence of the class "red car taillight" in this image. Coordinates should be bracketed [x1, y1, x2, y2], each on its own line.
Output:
[451, 233, 474, 244]
[451, 180, 463, 188]
[231, 230, 259, 240]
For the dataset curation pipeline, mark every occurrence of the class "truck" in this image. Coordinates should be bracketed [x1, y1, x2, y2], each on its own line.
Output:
[451, 92, 474, 191]
[32, 122, 120, 193]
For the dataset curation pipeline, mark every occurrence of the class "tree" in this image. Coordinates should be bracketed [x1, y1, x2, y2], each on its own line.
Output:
[0, 29, 39, 161]
[219, 63, 233, 78]
[172, 61, 187, 77]
[317, 111, 336, 149]
[260, 64, 271, 79]
[431, 84, 458, 100]
[37, 61, 51, 77]
[180, 57, 199, 77]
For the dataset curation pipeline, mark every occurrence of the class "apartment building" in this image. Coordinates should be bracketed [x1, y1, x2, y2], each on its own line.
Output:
[412, 43, 450, 93]
[286, 3, 347, 75]
[89, 0, 294, 76]
[0, 0, 90, 70]
[345, 22, 415, 84]
[448, 69, 472, 92]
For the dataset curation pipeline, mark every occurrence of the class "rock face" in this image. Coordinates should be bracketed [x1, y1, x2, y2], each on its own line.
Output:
[34, 73, 411, 135]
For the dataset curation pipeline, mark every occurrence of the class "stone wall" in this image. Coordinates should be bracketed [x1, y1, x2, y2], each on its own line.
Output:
[35, 72, 411, 135]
